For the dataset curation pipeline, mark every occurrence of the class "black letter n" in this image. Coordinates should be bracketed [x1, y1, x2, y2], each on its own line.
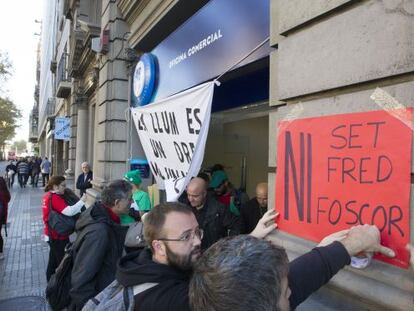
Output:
[284, 131, 306, 221]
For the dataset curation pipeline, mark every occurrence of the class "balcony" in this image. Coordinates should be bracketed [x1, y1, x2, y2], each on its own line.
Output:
[29, 126, 38, 143]
[56, 53, 71, 98]
[47, 98, 56, 118]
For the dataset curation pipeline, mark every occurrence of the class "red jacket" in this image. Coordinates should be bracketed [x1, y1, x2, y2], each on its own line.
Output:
[42, 192, 70, 240]
[0, 190, 10, 225]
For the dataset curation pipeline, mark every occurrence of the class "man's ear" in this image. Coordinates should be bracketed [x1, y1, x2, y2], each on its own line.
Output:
[152, 240, 166, 257]
[112, 199, 122, 213]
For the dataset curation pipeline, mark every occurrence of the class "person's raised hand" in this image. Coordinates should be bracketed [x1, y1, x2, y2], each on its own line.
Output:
[250, 209, 279, 239]
[317, 229, 350, 247]
[340, 224, 395, 258]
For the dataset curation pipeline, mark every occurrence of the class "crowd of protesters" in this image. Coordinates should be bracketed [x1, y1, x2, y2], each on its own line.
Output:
[0, 158, 413, 310]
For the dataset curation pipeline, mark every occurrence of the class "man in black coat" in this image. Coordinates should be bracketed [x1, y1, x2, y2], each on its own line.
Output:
[186, 177, 241, 250]
[76, 162, 93, 196]
[240, 182, 268, 233]
[69, 180, 132, 310]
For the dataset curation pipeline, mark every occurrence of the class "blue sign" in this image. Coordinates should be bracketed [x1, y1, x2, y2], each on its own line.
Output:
[54, 117, 71, 141]
[131, 53, 157, 107]
[146, 0, 270, 102]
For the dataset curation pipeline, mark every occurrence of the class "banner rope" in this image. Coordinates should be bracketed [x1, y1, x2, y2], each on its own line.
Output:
[214, 36, 270, 85]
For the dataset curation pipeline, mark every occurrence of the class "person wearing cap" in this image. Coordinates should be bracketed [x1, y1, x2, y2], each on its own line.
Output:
[122, 170, 151, 224]
[209, 170, 249, 216]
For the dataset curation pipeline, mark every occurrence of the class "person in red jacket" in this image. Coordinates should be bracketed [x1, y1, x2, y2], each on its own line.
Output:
[0, 177, 10, 260]
[42, 176, 86, 281]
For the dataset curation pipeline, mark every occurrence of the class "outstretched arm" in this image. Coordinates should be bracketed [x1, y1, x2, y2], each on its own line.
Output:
[289, 225, 395, 310]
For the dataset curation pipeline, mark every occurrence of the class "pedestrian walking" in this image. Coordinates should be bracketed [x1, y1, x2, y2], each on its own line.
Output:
[31, 158, 41, 187]
[28, 158, 33, 185]
[42, 176, 86, 281]
[5, 160, 17, 188]
[17, 159, 29, 188]
[0, 177, 10, 260]
[41, 157, 51, 187]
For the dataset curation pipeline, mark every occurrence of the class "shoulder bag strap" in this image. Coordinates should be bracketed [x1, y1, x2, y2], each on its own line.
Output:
[132, 283, 158, 296]
[47, 192, 53, 234]
[49, 192, 54, 212]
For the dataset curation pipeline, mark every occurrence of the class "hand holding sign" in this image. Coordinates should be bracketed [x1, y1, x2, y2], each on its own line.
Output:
[317, 229, 349, 247]
[340, 224, 395, 258]
[250, 210, 279, 239]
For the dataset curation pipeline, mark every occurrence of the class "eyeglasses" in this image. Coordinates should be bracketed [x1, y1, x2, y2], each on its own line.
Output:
[158, 228, 204, 242]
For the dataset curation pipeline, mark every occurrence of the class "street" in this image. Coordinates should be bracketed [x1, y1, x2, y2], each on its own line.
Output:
[0, 161, 49, 310]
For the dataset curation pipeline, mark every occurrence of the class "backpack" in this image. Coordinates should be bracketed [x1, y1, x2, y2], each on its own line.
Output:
[48, 192, 77, 236]
[124, 221, 146, 248]
[82, 279, 158, 311]
[46, 242, 75, 310]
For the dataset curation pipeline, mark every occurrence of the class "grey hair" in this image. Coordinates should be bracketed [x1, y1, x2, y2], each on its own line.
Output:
[190, 235, 289, 311]
[101, 179, 132, 207]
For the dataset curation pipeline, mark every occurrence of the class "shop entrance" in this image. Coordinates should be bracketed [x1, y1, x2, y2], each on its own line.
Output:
[203, 103, 269, 198]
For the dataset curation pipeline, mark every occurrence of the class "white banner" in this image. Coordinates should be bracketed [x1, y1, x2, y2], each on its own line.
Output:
[55, 117, 71, 141]
[131, 82, 215, 201]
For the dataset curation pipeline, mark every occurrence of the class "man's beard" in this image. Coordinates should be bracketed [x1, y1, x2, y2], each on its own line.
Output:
[165, 244, 201, 271]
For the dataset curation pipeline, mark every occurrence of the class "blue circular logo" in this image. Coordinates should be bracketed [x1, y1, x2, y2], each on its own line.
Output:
[132, 53, 156, 106]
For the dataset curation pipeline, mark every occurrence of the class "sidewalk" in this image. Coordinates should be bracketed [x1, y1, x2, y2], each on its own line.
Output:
[0, 184, 50, 310]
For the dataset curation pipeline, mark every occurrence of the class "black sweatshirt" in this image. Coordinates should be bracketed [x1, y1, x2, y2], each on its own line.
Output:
[289, 241, 351, 309]
[117, 248, 191, 311]
[117, 241, 350, 310]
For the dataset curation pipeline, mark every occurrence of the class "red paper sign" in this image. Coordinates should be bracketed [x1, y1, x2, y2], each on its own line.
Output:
[275, 109, 412, 268]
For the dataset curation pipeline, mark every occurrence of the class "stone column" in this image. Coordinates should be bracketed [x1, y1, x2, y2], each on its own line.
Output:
[74, 102, 89, 187]
[91, 1, 129, 193]
[65, 97, 77, 183]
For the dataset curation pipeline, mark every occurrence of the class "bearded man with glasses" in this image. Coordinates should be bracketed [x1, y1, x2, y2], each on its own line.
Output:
[115, 202, 276, 311]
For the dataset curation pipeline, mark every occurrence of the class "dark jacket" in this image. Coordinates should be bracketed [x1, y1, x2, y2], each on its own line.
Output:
[192, 196, 241, 250]
[0, 190, 11, 225]
[17, 161, 29, 174]
[76, 171, 93, 196]
[117, 240, 350, 311]
[117, 248, 190, 311]
[69, 202, 127, 310]
[240, 198, 267, 234]
[289, 241, 351, 309]
[5, 163, 17, 174]
[31, 161, 40, 174]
